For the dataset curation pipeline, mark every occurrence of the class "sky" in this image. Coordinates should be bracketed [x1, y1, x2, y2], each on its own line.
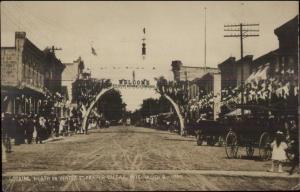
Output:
[1, 1, 298, 111]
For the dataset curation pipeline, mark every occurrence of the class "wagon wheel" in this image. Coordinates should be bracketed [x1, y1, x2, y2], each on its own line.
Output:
[225, 131, 239, 159]
[259, 132, 272, 160]
[246, 145, 255, 158]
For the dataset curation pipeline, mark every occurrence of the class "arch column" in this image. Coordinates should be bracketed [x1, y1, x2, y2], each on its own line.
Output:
[82, 87, 114, 134]
[162, 94, 185, 136]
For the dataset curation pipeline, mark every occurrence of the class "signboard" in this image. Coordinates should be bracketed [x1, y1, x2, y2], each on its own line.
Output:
[112, 79, 155, 89]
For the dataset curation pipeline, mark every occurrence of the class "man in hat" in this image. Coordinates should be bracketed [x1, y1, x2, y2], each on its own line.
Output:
[15, 114, 25, 145]
[25, 114, 35, 144]
[36, 116, 45, 144]
[53, 117, 59, 137]
[2, 112, 13, 152]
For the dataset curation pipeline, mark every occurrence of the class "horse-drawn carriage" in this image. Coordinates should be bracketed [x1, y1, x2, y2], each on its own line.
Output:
[191, 120, 228, 146]
[191, 104, 298, 161]
[223, 105, 297, 160]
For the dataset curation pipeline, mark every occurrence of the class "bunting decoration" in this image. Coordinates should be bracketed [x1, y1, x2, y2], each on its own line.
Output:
[154, 61, 297, 120]
[3, 96, 8, 102]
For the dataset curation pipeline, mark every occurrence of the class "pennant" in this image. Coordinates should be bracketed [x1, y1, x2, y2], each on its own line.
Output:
[91, 47, 97, 56]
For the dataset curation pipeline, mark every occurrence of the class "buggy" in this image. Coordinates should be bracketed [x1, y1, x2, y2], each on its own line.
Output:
[223, 105, 298, 160]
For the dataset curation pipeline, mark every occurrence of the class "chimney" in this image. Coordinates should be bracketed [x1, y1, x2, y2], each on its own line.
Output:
[15, 31, 26, 39]
[171, 60, 183, 82]
[15, 32, 26, 51]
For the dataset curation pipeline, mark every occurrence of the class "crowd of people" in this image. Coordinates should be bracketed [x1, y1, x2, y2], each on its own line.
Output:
[1, 108, 88, 153]
[2, 113, 54, 152]
[155, 63, 299, 122]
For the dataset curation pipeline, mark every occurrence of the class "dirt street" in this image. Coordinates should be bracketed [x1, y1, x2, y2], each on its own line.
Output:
[2, 126, 299, 191]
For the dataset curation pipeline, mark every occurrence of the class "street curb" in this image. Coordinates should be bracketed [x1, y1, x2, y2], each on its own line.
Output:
[43, 137, 65, 143]
[3, 170, 299, 179]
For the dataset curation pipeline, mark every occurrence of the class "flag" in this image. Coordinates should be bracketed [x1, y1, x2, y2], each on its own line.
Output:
[132, 70, 135, 81]
[142, 42, 146, 55]
[91, 47, 97, 56]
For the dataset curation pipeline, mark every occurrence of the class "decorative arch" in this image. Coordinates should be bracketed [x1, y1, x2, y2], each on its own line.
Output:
[162, 94, 185, 136]
[82, 87, 114, 134]
[82, 87, 185, 135]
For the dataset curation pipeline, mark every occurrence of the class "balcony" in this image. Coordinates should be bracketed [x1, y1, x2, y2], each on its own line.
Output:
[21, 65, 44, 94]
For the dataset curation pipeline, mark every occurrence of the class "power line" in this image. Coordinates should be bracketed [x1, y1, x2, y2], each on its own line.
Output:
[224, 22, 259, 117]
[3, 5, 54, 44]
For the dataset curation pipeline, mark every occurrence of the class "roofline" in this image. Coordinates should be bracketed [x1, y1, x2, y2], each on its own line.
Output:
[274, 15, 298, 35]
[253, 49, 279, 62]
[181, 66, 218, 69]
[217, 57, 236, 67]
[1, 47, 15, 49]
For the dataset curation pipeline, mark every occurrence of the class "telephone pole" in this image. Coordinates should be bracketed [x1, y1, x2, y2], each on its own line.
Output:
[50, 45, 62, 54]
[204, 7, 207, 72]
[224, 23, 259, 117]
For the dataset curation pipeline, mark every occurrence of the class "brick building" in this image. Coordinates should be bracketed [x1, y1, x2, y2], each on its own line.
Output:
[248, 15, 298, 86]
[171, 60, 219, 82]
[62, 57, 84, 103]
[217, 57, 236, 90]
[217, 55, 253, 90]
[236, 55, 253, 87]
[1, 32, 65, 115]
[43, 47, 65, 93]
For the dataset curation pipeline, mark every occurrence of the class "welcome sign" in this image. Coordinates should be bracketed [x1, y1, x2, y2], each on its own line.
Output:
[112, 79, 156, 89]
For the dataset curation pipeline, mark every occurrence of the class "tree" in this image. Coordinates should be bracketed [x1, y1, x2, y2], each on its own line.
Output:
[138, 96, 171, 118]
[140, 98, 158, 117]
[155, 76, 168, 94]
[96, 89, 126, 121]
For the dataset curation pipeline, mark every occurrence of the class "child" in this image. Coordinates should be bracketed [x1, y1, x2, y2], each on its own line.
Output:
[268, 131, 288, 173]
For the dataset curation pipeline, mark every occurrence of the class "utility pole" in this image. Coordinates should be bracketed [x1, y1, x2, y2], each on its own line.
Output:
[184, 71, 188, 96]
[204, 7, 207, 72]
[50, 45, 62, 54]
[224, 23, 259, 117]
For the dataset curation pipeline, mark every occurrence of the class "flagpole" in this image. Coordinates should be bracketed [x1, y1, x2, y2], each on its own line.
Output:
[204, 7, 207, 72]
[142, 27, 146, 60]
